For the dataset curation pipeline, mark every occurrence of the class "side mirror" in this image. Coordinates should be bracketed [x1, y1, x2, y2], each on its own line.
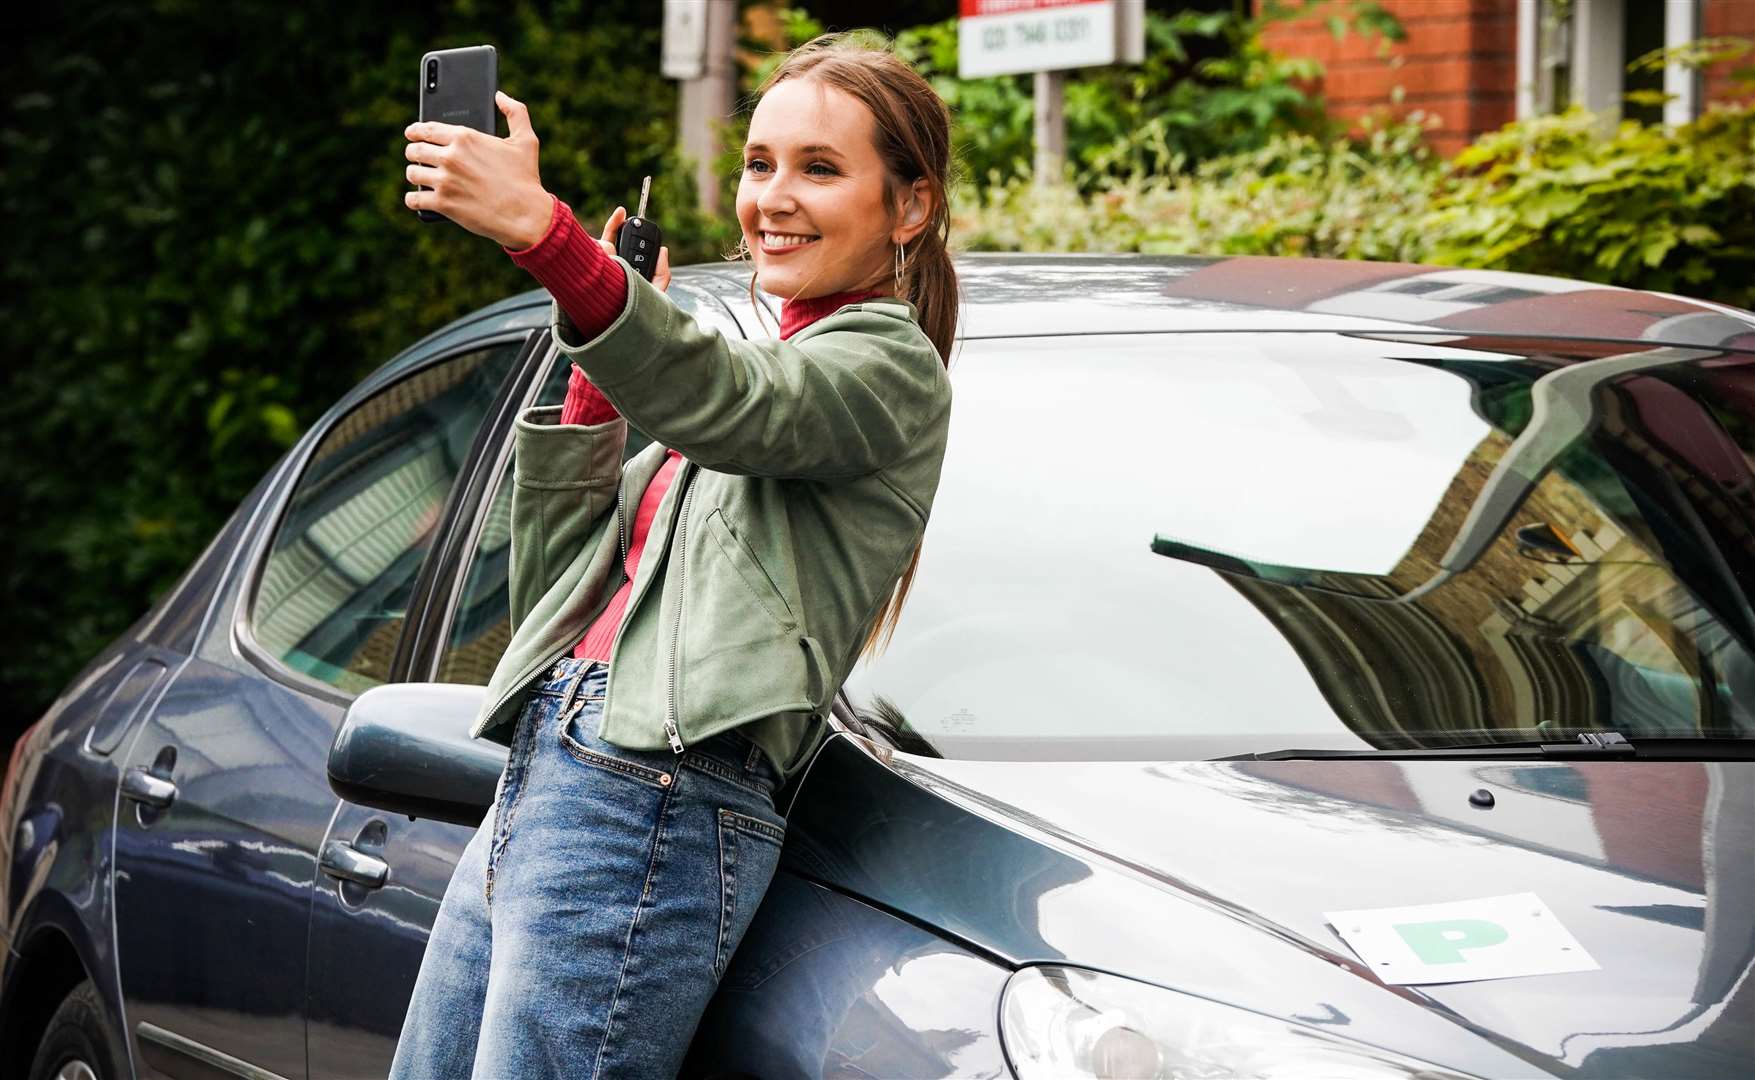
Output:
[327, 682, 506, 827]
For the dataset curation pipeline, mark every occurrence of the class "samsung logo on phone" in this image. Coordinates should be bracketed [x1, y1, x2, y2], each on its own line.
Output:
[440, 109, 472, 119]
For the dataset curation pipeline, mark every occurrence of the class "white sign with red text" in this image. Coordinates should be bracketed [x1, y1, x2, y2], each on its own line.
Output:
[959, 0, 1138, 79]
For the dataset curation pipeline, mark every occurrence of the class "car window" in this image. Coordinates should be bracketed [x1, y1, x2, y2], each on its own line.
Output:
[435, 285, 735, 684]
[250, 340, 524, 694]
[435, 357, 639, 684]
[429, 355, 564, 686]
[436, 457, 519, 685]
[842, 333, 1755, 760]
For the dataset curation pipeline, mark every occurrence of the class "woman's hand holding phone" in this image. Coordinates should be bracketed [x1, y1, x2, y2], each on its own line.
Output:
[404, 91, 553, 250]
[404, 91, 670, 291]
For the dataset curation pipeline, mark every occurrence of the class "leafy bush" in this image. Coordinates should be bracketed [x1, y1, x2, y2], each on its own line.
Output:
[954, 100, 1755, 314]
[881, 3, 1406, 190]
[0, 0, 725, 726]
[1420, 105, 1755, 309]
[953, 114, 1440, 261]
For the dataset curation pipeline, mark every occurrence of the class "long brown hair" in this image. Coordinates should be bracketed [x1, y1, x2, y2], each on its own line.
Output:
[733, 31, 960, 662]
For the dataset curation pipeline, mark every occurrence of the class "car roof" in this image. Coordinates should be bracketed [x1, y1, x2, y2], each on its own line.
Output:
[415, 252, 1755, 360]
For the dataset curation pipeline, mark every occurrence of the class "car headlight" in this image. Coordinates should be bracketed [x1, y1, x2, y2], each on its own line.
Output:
[999, 965, 1479, 1080]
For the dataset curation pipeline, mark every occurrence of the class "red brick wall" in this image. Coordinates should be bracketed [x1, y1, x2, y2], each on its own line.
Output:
[1704, 0, 1755, 106]
[1257, 0, 1518, 156]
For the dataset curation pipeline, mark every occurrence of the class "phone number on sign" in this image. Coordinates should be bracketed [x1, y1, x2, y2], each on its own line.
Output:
[979, 14, 1095, 49]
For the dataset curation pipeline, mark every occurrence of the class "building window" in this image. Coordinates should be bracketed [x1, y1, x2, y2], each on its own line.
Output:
[1518, 0, 1701, 125]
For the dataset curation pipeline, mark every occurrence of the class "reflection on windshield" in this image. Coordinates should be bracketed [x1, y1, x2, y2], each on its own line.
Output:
[844, 328, 1755, 761]
[1155, 342, 1755, 748]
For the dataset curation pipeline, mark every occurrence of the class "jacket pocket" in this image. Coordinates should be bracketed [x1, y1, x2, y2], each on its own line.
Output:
[714, 807, 787, 980]
[705, 507, 797, 629]
[677, 504, 820, 733]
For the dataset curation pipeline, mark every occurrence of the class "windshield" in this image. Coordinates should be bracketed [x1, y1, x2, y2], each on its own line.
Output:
[841, 331, 1755, 760]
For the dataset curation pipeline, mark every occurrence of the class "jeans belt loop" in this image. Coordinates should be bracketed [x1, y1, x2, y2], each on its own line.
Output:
[561, 662, 591, 723]
[549, 660, 575, 713]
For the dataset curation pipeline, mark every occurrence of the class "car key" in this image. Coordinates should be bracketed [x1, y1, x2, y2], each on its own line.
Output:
[616, 176, 663, 282]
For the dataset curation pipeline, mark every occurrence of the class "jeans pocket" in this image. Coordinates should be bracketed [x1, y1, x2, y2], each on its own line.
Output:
[556, 698, 674, 791]
[714, 808, 787, 981]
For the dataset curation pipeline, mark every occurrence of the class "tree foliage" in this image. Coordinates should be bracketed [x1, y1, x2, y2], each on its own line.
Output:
[0, 0, 724, 724]
[954, 98, 1755, 314]
[888, 1, 1403, 189]
[1422, 106, 1755, 306]
[953, 113, 1439, 260]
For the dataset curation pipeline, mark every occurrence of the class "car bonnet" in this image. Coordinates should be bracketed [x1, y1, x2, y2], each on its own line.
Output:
[887, 752, 1754, 1078]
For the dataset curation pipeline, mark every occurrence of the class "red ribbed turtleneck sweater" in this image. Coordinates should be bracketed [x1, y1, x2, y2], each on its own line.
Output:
[505, 192, 887, 662]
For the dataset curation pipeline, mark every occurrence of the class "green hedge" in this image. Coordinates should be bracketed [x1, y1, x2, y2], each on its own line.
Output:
[953, 114, 1437, 260]
[954, 102, 1755, 312]
[888, 2, 1405, 190]
[0, 0, 731, 725]
[1423, 105, 1755, 308]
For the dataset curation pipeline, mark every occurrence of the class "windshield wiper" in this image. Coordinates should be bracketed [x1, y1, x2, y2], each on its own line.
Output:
[1222, 732, 1755, 761]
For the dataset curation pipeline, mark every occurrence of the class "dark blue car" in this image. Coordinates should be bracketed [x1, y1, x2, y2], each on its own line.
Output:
[5, 255, 1755, 1079]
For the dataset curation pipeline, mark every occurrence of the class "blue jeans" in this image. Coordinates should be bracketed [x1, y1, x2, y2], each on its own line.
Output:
[388, 656, 788, 1080]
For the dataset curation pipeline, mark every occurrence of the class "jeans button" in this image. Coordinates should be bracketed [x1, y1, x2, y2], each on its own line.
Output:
[659, 773, 672, 787]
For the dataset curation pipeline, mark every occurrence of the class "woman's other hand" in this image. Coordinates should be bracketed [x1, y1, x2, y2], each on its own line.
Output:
[405, 91, 553, 249]
[596, 206, 671, 292]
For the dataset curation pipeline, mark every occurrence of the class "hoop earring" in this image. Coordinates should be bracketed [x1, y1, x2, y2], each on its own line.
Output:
[893, 241, 906, 294]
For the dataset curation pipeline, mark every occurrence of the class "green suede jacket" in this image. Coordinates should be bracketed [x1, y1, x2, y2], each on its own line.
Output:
[467, 256, 953, 783]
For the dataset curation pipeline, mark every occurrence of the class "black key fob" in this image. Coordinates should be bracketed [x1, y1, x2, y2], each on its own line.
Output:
[617, 216, 662, 281]
[616, 175, 663, 282]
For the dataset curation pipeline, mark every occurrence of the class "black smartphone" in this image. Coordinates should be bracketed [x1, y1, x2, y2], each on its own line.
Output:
[415, 45, 498, 223]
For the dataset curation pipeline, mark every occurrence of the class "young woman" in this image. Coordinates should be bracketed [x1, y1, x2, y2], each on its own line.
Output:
[390, 32, 956, 1079]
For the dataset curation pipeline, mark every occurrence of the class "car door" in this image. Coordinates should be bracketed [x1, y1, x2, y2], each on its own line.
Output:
[302, 284, 746, 1078]
[111, 334, 530, 1080]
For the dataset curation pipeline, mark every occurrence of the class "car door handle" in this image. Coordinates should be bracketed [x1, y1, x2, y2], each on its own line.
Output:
[319, 840, 389, 889]
[121, 766, 177, 809]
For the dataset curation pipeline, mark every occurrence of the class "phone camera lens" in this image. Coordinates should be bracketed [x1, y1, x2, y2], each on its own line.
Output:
[426, 60, 438, 92]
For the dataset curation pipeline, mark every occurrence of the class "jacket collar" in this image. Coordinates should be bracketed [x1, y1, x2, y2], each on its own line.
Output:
[779, 288, 892, 339]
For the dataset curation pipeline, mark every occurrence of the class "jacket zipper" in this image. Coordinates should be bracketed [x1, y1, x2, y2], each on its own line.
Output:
[664, 466, 699, 754]
[616, 481, 629, 571]
[486, 464, 689, 751]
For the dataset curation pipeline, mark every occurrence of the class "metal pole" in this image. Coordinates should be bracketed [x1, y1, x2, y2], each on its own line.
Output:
[1033, 68, 1065, 188]
[678, 0, 736, 216]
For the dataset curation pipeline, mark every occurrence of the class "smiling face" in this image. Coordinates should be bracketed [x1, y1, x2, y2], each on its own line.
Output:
[737, 78, 913, 300]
